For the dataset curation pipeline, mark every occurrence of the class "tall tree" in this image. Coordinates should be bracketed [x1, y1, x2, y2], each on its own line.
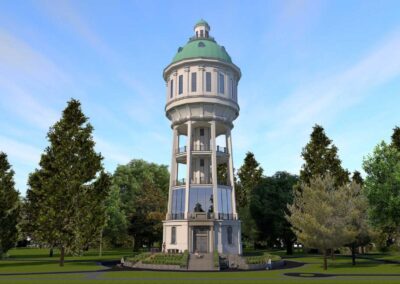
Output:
[250, 172, 298, 254]
[236, 152, 263, 248]
[287, 174, 357, 270]
[103, 185, 128, 247]
[352, 171, 364, 186]
[300, 125, 349, 187]
[0, 152, 20, 257]
[237, 152, 263, 208]
[113, 159, 169, 250]
[363, 141, 400, 240]
[391, 126, 400, 151]
[25, 99, 111, 266]
[345, 181, 371, 266]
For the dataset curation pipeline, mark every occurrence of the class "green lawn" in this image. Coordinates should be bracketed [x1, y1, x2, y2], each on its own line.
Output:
[1, 248, 400, 284]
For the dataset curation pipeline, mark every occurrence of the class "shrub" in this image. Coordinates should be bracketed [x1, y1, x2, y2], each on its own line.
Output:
[213, 250, 219, 268]
[244, 253, 280, 264]
[180, 250, 189, 268]
[126, 252, 151, 264]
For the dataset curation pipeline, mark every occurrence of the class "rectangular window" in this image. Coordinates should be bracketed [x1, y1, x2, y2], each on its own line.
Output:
[178, 75, 183, 94]
[200, 159, 204, 167]
[205, 72, 211, 92]
[191, 72, 197, 92]
[170, 80, 173, 98]
[218, 73, 224, 94]
[230, 78, 234, 98]
[200, 128, 204, 136]
[171, 227, 176, 244]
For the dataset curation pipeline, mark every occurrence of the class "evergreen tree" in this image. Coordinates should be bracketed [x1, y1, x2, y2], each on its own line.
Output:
[236, 152, 263, 248]
[300, 125, 349, 187]
[25, 99, 111, 266]
[237, 152, 263, 207]
[287, 174, 357, 270]
[352, 171, 364, 186]
[0, 152, 20, 257]
[391, 126, 400, 151]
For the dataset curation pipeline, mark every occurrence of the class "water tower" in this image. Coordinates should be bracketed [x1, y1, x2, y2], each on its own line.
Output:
[162, 20, 242, 255]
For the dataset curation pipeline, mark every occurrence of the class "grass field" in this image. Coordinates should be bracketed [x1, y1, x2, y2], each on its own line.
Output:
[1, 248, 400, 283]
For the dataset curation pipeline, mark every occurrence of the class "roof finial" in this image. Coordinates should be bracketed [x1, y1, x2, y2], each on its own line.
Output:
[194, 19, 210, 39]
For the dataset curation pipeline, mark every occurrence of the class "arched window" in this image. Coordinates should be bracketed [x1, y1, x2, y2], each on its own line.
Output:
[171, 227, 176, 244]
[227, 226, 233, 245]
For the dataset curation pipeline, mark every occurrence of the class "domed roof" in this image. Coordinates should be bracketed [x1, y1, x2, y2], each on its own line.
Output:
[171, 20, 233, 64]
[172, 38, 232, 64]
[194, 19, 210, 30]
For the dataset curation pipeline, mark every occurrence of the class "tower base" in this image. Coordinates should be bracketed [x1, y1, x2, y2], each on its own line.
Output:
[162, 218, 242, 255]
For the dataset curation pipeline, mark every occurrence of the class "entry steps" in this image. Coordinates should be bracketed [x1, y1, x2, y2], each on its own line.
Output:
[188, 253, 215, 271]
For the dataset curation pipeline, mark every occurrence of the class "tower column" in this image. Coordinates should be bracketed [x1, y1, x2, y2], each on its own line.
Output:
[167, 126, 179, 218]
[184, 121, 192, 218]
[211, 121, 219, 217]
[226, 127, 237, 217]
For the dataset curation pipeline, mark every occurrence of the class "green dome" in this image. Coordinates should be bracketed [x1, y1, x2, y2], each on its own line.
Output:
[172, 38, 232, 64]
[194, 19, 210, 29]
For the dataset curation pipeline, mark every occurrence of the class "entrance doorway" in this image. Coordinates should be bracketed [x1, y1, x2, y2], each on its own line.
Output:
[193, 226, 209, 253]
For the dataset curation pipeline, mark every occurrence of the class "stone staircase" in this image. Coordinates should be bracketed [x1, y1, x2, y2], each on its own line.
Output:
[188, 253, 215, 271]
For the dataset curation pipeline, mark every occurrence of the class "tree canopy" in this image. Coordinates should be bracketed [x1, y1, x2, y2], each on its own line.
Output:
[0, 152, 20, 257]
[250, 171, 298, 254]
[287, 174, 357, 270]
[25, 99, 111, 266]
[300, 125, 349, 187]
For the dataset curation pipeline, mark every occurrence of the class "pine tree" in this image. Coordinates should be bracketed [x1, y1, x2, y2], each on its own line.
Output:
[391, 126, 400, 151]
[26, 99, 111, 266]
[300, 125, 349, 187]
[0, 152, 20, 257]
[287, 174, 357, 270]
[237, 152, 263, 208]
[352, 171, 364, 186]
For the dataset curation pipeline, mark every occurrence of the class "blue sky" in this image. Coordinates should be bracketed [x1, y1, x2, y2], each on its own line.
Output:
[1, 0, 400, 195]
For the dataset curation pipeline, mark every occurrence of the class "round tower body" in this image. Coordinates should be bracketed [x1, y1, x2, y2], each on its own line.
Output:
[162, 20, 242, 256]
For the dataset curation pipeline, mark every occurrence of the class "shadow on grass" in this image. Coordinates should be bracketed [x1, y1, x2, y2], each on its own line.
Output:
[0, 260, 98, 269]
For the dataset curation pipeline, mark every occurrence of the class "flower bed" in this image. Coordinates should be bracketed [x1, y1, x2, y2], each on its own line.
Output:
[143, 252, 189, 268]
[125, 252, 151, 264]
[244, 253, 280, 264]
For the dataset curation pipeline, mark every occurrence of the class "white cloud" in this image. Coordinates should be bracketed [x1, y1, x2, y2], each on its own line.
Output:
[265, 29, 400, 139]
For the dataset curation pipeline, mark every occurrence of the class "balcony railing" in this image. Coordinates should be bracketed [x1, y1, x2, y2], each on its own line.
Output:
[218, 213, 235, 220]
[192, 144, 210, 151]
[192, 177, 212, 185]
[173, 178, 186, 186]
[177, 146, 187, 154]
[216, 146, 227, 153]
[176, 145, 227, 154]
[170, 213, 185, 220]
[189, 212, 214, 220]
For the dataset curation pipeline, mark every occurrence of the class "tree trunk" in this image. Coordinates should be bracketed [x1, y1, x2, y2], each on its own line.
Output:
[323, 249, 328, 270]
[361, 246, 365, 254]
[60, 246, 65, 267]
[99, 230, 103, 257]
[351, 244, 356, 266]
[286, 240, 293, 255]
[49, 247, 53, 257]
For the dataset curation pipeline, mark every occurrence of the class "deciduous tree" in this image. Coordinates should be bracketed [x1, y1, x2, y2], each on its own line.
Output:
[250, 172, 298, 254]
[363, 141, 400, 241]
